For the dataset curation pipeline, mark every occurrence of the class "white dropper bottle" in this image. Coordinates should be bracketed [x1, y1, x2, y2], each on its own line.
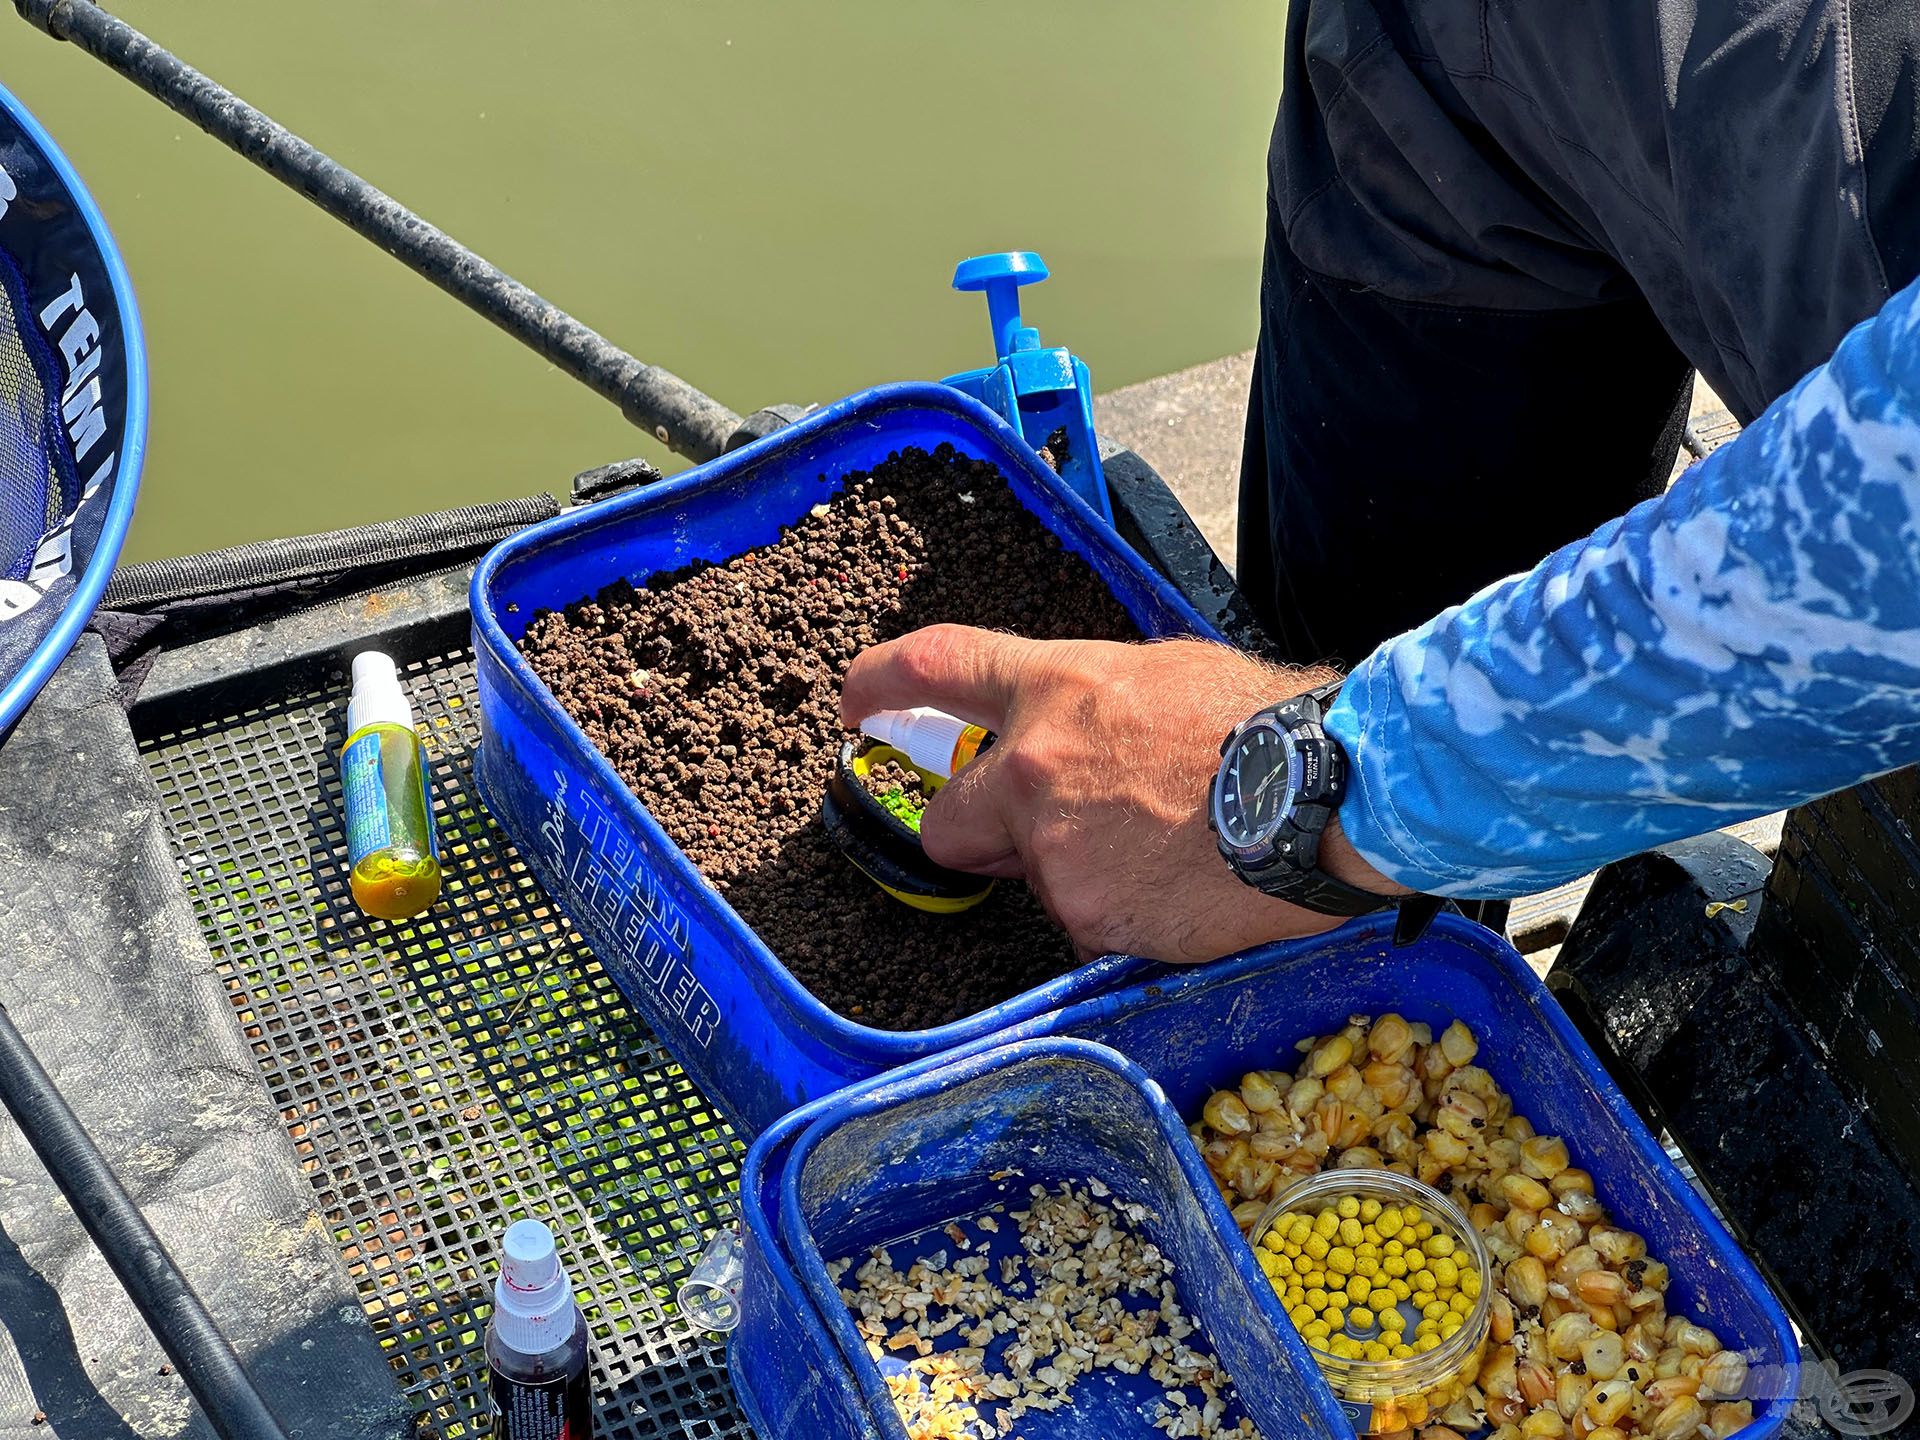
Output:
[858, 706, 995, 779]
[483, 1219, 591, 1439]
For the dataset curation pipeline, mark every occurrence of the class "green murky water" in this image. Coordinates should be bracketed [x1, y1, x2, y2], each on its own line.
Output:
[6, 1, 1283, 562]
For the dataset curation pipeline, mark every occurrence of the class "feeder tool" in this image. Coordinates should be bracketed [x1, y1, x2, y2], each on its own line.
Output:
[820, 708, 997, 914]
[944, 251, 1112, 522]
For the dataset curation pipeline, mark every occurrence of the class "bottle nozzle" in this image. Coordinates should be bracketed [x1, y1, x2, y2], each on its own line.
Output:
[491, 1219, 576, 1356]
[347, 649, 415, 735]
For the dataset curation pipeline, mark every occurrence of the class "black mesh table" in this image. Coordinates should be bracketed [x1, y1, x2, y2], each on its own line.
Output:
[137, 632, 746, 1440]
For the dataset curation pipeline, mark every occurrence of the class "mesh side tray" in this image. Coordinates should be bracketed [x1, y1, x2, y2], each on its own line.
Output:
[138, 643, 750, 1440]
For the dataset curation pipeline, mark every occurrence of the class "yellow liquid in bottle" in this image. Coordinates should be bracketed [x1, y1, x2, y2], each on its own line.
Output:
[341, 722, 442, 921]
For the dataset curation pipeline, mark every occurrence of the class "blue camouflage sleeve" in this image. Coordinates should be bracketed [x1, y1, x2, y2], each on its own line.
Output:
[1324, 276, 1920, 898]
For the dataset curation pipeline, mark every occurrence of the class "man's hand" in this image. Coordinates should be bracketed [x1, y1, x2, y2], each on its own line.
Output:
[840, 625, 1404, 964]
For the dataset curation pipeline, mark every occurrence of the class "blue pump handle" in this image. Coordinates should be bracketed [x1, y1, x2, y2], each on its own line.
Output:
[945, 250, 1111, 522]
[952, 251, 1049, 360]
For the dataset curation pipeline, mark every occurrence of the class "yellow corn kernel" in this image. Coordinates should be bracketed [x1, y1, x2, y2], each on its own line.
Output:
[1675, 1322, 1721, 1356]
[1590, 1228, 1646, 1267]
[1519, 1134, 1571, 1180]
[1701, 1349, 1748, 1399]
[1500, 1174, 1553, 1212]
[1490, 1294, 1515, 1344]
[1707, 1402, 1754, 1438]
[1546, 1313, 1596, 1361]
[1440, 1021, 1479, 1067]
[1203, 1090, 1252, 1135]
[1581, 1330, 1626, 1381]
[1310, 1034, 1355, 1077]
[1646, 1377, 1703, 1409]
[1240, 1069, 1285, 1113]
[1576, 1271, 1628, 1307]
[1583, 1382, 1634, 1427]
[1648, 1397, 1706, 1440]
[1368, 1013, 1414, 1062]
[1506, 1256, 1549, 1310]
[1436, 1090, 1489, 1139]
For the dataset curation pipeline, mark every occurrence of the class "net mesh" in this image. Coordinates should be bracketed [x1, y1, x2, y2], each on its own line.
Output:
[138, 642, 752, 1439]
[0, 252, 64, 582]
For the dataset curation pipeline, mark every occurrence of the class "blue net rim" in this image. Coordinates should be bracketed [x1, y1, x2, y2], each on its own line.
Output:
[0, 81, 145, 735]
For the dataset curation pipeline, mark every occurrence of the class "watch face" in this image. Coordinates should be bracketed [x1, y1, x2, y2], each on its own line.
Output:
[1217, 720, 1296, 850]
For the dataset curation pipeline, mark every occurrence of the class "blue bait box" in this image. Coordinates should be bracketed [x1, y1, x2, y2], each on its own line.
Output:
[775, 1036, 1349, 1440]
[732, 915, 1798, 1440]
[470, 382, 1215, 1133]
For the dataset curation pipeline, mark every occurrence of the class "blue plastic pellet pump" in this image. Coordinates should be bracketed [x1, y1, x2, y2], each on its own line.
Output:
[944, 251, 1111, 522]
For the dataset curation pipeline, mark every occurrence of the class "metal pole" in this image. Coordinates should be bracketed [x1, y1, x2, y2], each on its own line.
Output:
[0, 1001, 291, 1440]
[15, 0, 743, 462]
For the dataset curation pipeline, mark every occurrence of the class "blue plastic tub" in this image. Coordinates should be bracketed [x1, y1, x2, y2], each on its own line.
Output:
[779, 1036, 1350, 1440]
[732, 914, 1797, 1439]
[470, 382, 1215, 1133]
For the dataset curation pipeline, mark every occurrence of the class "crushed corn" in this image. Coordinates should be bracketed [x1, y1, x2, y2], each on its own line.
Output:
[832, 1184, 1263, 1440]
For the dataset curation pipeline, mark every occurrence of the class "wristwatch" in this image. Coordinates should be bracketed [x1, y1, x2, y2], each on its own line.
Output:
[1208, 681, 1398, 917]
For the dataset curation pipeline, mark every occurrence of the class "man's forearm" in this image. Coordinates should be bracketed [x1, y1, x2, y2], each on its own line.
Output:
[1324, 276, 1920, 897]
